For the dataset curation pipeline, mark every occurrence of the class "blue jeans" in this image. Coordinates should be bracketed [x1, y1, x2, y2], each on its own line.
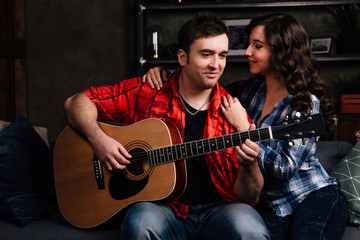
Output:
[257, 185, 347, 240]
[119, 200, 270, 240]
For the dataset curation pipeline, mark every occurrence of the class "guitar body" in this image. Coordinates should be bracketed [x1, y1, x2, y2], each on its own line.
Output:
[53, 118, 185, 228]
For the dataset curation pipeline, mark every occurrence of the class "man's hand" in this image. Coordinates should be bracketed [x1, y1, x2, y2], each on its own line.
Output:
[142, 66, 168, 90]
[89, 132, 131, 172]
[233, 124, 263, 204]
[234, 124, 260, 166]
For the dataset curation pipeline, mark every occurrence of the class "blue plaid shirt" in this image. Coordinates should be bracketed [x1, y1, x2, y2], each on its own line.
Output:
[237, 77, 335, 217]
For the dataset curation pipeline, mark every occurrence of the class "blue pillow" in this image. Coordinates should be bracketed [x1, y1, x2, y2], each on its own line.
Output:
[0, 114, 57, 227]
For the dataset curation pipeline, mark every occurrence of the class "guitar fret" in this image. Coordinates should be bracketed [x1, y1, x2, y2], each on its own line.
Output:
[209, 138, 217, 152]
[153, 148, 158, 165]
[157, 148, 162, 164]
[197, 140, 204, 155]
[230, 134, 234, 147]
[224, 135, 232, 149]
[166, 147, 172, 162]
[152, 149, 156, 165]
[169, 145, 173, 161]
[204, 139, 210, 153]
[232, 133, 240, 146]
[190, 142, 195, 157]
[174, 145, 178, 161]
[148, 150, 153, 166]
[159, 148, 164, 164]
[176, 144, 181, 160]
[241, 132, 248, 142]
[221, 137, 226, 150]
[185, 142, 191, 158]
[164, 147, 169, 163]
[159, 148, 163, 164]
[181, 144, 187, 158]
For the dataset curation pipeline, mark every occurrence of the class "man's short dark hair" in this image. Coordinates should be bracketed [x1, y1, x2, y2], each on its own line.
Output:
[178, 12, 228, 53]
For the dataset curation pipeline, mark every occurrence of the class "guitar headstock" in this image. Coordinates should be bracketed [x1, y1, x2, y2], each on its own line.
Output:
[271, 114, 326, 141]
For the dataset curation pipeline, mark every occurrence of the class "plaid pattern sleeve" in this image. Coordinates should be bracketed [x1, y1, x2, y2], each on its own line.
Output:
[238, 78, 335, 217]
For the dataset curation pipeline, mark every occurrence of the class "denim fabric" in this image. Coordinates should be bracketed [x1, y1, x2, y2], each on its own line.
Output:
[119, 201, 269, 240]
[258, 185, 347, 240]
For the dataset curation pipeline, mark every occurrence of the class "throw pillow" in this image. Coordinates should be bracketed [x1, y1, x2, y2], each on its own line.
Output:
[330, 141, 360, 226]
[0, 119, 49, 147]
[0, 114, 57, 227]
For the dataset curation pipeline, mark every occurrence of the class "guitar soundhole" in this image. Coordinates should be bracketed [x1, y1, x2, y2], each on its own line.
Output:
[109, 172, 148, 200]
[109, 142, 154, 200]
[126, 147, 153, 178]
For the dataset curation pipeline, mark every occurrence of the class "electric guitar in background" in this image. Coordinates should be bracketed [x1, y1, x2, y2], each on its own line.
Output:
[53, 114, 325, 228]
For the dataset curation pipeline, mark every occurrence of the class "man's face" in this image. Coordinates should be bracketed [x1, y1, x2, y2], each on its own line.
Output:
[178, 33, 228, 91]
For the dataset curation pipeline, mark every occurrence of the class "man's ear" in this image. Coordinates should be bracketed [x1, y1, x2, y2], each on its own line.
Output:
[178, 49, 187, 66]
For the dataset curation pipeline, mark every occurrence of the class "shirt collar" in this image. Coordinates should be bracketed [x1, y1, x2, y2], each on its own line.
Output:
[168, 67, 223, 117]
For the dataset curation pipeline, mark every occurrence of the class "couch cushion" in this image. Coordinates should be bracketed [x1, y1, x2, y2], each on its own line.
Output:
[316, 141, 353, 173]
[330, 141, 360, 226]
[0, 114, 57, 227]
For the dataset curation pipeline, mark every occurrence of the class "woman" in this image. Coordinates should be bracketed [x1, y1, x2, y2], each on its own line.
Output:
[144, 13, 348, 240]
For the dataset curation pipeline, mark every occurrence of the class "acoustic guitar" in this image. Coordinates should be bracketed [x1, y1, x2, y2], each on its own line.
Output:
[53, 114, 325, 228]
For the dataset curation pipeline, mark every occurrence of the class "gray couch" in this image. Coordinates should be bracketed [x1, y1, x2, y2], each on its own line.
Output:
[317, 141, 360, 240]
[0, 140, 358, 239]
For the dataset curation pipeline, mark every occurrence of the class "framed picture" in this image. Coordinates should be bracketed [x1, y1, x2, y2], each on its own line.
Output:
[224, 19, 251, 56]
[310, 38, 332, 54]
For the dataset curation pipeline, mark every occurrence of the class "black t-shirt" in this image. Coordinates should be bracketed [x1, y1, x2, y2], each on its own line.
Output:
[178, 100, 222, 205]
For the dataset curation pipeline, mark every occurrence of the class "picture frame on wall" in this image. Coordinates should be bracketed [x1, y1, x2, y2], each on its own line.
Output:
[224, 19, 251, 56]
[310, 38, 332, 54]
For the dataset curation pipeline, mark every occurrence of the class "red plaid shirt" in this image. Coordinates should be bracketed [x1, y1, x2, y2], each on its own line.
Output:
[83, 68, 249, 219]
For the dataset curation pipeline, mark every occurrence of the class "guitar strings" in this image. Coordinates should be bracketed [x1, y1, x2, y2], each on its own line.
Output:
[125, 128, 273, 164]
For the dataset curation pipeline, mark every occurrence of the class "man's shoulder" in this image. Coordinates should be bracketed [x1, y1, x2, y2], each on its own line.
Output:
[216, 83, 230, 94]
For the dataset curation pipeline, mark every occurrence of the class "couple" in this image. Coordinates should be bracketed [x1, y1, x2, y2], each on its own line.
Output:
[64, 12, 347, 239]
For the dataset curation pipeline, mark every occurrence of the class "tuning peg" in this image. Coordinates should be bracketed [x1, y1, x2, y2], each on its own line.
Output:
[295, 112, 301, 118]
[288, 141, 294, 147]
[283, 115, 289, 125]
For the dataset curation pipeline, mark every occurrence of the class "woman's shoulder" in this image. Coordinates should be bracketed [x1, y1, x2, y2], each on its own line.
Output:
[224, 76, 264, 97]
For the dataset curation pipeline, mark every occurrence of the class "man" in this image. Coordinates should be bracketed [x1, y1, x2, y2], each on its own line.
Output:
[64, 12, 269, 239]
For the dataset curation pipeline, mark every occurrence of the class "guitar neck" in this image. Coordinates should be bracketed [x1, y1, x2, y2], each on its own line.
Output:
[148, 126, 273, 166]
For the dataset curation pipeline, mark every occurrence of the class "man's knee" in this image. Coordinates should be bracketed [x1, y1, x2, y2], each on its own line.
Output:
[220, 203, 270, 239]
[119, 202, 160, 239]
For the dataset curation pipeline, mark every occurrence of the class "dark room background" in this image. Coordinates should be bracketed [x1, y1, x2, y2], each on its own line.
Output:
[26, 0, 137, 141]
[1, 0, 359, 141]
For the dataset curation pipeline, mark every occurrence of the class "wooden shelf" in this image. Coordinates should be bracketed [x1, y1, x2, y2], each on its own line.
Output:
[140, 55, 360, 65]
[336, 114, 360, 144]
[141, 1, 359, 11]
[137, 0, 360, 74]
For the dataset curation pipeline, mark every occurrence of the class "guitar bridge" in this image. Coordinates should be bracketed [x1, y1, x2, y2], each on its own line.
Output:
[94, 156, 105, 189]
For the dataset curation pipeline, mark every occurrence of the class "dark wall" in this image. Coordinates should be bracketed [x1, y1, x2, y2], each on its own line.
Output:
[26, 0, 137, 141]
[25, 1, 359, 141]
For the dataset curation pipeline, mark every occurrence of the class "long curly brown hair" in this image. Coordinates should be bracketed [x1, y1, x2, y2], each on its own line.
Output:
[246, 13, 335, 132]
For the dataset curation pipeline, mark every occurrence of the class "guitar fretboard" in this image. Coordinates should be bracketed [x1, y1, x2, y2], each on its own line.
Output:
[148, 127, 273, 166]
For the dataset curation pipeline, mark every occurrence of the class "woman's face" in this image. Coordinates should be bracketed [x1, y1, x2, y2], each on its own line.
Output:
[245, 25, 273, 77]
